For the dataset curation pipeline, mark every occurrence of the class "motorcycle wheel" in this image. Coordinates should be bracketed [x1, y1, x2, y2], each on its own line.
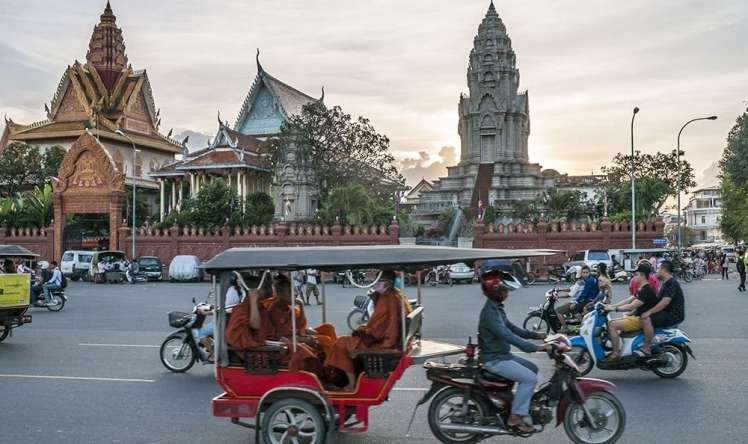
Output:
[563, 391, 625, 444]
[652, 344, 688, 379]
[427, 387, 491, 444]
[448, 278, 454, 287]
[570, 345, 593, 376]
[524, 272, 537, 286]
[159, 334, 196, 373]
[346, 309, 367, 331]
[0, 324, 9, 342]
[46, 294, 65, 312]
[683, 271, 693, 283]
[522, 313, 549, 335]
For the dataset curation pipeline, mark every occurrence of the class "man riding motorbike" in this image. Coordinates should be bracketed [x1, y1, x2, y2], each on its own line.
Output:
[555, 264, 597, 331]
[640, 260, 685, 355]
[478, 260, 551, 433]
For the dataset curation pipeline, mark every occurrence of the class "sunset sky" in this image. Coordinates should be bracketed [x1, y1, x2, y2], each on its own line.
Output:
[1, 0, 746, 187]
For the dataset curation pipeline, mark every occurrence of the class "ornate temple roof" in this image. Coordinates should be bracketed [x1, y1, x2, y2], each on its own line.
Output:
[233, 51, 322, 134]
[1, 2, 182, 154]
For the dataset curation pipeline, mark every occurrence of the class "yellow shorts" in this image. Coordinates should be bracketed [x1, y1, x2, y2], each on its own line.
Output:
[617, 316, 642, 333]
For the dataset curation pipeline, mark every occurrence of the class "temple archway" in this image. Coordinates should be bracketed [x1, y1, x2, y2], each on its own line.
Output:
[53, 131, 126, 260]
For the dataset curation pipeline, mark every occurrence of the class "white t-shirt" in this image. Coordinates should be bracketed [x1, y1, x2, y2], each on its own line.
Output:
[306, 269, 318, 286]
[226, 286, 245, 307]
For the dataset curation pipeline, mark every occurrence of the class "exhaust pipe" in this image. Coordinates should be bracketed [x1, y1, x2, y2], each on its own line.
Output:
[439, 423, 511, 435]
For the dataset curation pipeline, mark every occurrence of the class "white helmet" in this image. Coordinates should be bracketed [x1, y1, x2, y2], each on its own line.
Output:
[37, 260, 50, 269]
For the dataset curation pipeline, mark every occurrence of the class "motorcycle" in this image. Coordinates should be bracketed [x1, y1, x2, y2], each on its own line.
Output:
[411, 335, 626, 444]
[609, 264, 631, 283]
[347, 290, 420, 331]
[160, 296, 214, 372]
[32, 287, 67, 312]
[568, 303, 693, 378]
[522, 286, 581, 335]
[425, 266, 452, 286]
[547, 265, 567, 283]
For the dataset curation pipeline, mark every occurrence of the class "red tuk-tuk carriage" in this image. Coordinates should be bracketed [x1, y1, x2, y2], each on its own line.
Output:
[0, 245, 37, 342]
[200, 245, 564, 442]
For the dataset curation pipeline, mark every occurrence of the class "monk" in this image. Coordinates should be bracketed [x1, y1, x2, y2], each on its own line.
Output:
[225, 275, 273, 350]
[262, 275, 338, 373]
[325, 271, 403, 391]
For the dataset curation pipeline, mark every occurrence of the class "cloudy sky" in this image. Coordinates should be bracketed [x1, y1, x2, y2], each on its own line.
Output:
[1, 0, 746, 187]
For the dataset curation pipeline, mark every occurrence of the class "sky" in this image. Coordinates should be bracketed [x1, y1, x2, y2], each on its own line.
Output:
[1, 0, 746, 188]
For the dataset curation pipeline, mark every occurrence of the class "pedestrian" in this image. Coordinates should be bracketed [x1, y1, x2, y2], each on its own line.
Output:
[738, 250, 746, 292]
[720, 253, 729, 280]
[304, 268, 321, 305]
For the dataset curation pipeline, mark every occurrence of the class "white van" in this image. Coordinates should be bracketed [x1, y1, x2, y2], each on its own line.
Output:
[60, 250, 94, 281]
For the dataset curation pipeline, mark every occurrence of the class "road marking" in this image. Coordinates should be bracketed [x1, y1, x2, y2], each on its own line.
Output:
[0, 374, 155, 383]
[393, 387, 428, 391]
[78, 343, 159, 348]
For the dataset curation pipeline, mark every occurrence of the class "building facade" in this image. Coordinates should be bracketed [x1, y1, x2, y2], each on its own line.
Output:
[150, 54, 322, 222]
[685, 186, 723, 243]
[0, 2, 182, 192]
[417, 2, 554, 216]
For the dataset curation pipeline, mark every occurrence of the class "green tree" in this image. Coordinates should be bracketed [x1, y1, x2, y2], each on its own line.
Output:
[510, 200, 540, 224]
[0, 143, 66, 197]
[602, 149, 695, 215]
[243, 192, 275, 226]
[19, 185, 53, 227]
[719, 109, 748, 241]
[318, 184, 393, 225]
[268, 102, 405, 204]
[542, 189, 586, 221]
[482, 205, 498, 225]
[178, 178, 242, 229]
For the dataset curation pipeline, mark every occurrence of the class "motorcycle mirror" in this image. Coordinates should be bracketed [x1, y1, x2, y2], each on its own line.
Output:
[192, 297, 196, 304]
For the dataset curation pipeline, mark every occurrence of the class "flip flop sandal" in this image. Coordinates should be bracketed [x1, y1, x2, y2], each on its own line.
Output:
[634, 349, 651, 357]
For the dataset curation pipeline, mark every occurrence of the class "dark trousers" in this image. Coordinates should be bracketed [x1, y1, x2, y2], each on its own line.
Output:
[722, 267, 729, 279]
[739, 271, 746, 291]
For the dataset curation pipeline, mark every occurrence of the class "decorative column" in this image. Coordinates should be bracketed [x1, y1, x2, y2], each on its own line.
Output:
[159, 179, 165, 221]
[177, 179, 183, 210]
[171, 181, 177, 212]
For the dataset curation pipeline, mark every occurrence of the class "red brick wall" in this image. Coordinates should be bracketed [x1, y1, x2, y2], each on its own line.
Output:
[117, 222, 400, 265]
[474, 217, 665, 269]
[0, 226, 55, 261]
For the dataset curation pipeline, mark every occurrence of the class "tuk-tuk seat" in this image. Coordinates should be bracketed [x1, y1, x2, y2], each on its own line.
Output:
[239, 345, 289, 374]
[351, 306, 423, 378]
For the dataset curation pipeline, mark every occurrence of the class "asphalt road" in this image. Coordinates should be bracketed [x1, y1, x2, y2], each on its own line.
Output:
[1, 275, 747, 443]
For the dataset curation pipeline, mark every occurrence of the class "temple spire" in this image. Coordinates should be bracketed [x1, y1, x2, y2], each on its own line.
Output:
[87, 2, 128, 91]
[487, 0, 497, 16]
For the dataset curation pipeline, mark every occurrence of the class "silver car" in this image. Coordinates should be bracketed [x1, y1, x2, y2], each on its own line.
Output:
[448, 263, 475, 284]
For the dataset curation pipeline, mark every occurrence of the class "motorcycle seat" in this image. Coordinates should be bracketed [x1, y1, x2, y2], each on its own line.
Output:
[479, 370, 514, 387]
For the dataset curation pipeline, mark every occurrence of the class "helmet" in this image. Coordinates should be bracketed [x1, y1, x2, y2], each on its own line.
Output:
[37, 261, 49, 269]
[480, 269, 522, 298]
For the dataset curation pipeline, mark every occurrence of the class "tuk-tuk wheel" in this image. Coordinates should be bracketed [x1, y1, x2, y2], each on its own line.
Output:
[0, 325, 9, 342]
[261, 398, 326, 444]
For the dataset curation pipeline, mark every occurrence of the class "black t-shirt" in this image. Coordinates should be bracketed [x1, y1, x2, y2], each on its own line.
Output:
[634, 284, 658, 317]
[659, 278, 685, 322]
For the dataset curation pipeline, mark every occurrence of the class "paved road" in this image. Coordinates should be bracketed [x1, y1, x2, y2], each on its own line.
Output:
[1, 276, 747, 443]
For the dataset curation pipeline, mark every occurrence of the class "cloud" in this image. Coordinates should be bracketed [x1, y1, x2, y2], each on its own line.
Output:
[398, 146, 458, 187]
[172, 129, 213, 152]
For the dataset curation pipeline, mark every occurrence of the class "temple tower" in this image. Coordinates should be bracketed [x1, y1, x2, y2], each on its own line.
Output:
[86, 1, 128, 91]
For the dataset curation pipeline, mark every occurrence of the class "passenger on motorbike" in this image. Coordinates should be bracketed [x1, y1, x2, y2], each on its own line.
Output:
[596, 263, 613, 303]
[478, 261, 551, 433]
[640, 260, 686, 355]
[556, 265, 597, 331]
[198, 275, 246, 361]
[603, 263, 658, 360]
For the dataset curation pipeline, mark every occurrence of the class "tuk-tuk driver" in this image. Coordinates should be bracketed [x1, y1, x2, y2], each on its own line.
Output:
[325, 270, 403, 391]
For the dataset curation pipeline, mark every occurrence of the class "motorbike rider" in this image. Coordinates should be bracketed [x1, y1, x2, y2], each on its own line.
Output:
[556, 265, 597, 331]
[639, 260, 685, 356]
[197, 275, 247, 362]
[603, 262, 658, 360]
[478, 260, 551, 433]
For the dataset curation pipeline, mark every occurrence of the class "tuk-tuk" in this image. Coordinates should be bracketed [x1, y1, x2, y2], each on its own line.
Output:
[0, 245, 37, 342]
[88, 250, 128, 283]
[194, 245, 624, 443]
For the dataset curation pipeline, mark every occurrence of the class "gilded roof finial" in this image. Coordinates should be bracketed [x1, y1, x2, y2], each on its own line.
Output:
[256, 48, 263, 73]
[319, 86, 325, 102]
[217, 109, 223, 127]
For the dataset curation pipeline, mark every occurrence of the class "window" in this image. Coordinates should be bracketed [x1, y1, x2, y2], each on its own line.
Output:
[572, 252, 585, 261]
[588, 251, 610, 261]
[701, 216, 706, 224]
[62, 252, 74, 261]
[700, 231, 706, 240]
[79, 254, 93, 263]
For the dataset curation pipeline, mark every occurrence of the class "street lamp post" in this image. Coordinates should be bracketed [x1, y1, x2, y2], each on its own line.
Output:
[676, 115, 718, 252]
[630, 107, 640, 249]
[115, 129, 139, 260]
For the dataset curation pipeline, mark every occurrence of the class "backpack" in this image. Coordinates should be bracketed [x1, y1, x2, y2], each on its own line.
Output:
[60, 273, 68, 289]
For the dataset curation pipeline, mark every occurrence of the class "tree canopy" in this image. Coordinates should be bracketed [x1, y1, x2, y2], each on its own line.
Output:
[317, 183, 394, 226]
[267, 102, 405, 205]
[719, 108, 748, 242]
[0, 142, 66, 197]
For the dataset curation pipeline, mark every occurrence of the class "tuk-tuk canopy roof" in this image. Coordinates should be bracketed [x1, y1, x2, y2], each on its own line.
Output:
[0, 244, 39, 258]
[202, 245, 555, 273]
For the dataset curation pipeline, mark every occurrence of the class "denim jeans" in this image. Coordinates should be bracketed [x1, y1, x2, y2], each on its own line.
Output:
[42, 283, 61, 299]
[484, 355, 539, 416]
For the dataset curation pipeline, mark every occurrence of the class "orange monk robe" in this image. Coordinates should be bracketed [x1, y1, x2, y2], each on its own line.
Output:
[225, 294, 268, 349]
[324, 288, 403, 375]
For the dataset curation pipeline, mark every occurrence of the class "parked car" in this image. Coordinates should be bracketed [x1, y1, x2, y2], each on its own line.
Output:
[563, 249, 612, 272]
[133, 256, 164, 281]
[448, 263, 474, 284]
[168, 255, 204, 282]
[87, 250, 128, 283]
[60, 250, 94, 281]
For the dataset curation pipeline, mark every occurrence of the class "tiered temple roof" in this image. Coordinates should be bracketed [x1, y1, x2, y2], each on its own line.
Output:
[0, 2, 182, 154]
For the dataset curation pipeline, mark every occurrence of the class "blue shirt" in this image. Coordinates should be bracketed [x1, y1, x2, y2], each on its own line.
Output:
[47, 268, 62, 286]
[575, 275, 599, 304]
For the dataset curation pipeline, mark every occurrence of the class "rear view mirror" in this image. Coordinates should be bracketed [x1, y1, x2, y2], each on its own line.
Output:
[192, 297, 196, 304]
